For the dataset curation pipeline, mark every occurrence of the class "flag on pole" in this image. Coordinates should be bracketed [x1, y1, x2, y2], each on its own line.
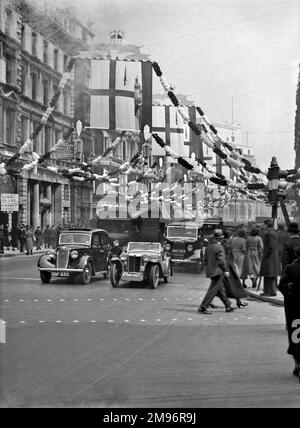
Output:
[75, 58, 152, 132]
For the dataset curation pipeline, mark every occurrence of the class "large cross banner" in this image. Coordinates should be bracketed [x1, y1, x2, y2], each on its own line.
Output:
[75, 58, 152, 132]
[152, 105, 186, 158]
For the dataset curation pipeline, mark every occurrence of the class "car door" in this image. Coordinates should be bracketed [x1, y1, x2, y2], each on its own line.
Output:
[91, 233, 101, 272]
[99, 232, 110, 271]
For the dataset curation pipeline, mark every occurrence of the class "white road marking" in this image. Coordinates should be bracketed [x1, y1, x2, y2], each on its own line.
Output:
[47, 299, 52, 302]
[73, 320, 79, 323]
[172, 318, 178, 321]
[188, 318, 193, 321]
[90, 320, 96, 323]
[156, 319, 161, 322]
[33, 299, 39, 302]
[140, 319, 146, 322]
[56, 320, 62, 323]
[87, 299, 92, 301]
[100, 298, 105, 301]
[124, 320, 130, 323]
[4, 300, 9, 302]
[108, 320, 114, 323]
[38, 320, 45, 323]
[20, 321, 26, 324]
[60, 299, 65, 302]
[73, 299, 78, 302]
[138, 298, 143, 301]
[19, 300, 24, 302]
[2, 277, 40, 281]
[113, 298, 118, 301]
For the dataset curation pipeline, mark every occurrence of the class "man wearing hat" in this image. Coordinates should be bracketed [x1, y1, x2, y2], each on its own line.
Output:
[198, 229, 235, 314]
[282, 222, 300, 273]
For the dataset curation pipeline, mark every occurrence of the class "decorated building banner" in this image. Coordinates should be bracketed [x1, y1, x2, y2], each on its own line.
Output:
[152, 105, 185, 158]
[75, 58, 152, 133]
[152, 105, 202, 159]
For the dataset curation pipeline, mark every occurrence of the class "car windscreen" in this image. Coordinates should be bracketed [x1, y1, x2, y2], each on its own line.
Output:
[167, 226, 197, 239]
[59, 233, 91, 245]
[128, 242, 160, 252]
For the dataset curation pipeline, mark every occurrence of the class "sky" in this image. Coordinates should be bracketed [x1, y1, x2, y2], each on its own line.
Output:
[53, 0, 299, 171]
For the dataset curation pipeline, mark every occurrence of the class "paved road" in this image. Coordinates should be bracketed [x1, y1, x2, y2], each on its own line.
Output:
[0, 255, 299, 408]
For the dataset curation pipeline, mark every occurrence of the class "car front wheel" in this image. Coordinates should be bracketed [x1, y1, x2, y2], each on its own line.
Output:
[110, 263, 121, 287]
[40, 271, 51, 284]
[150, 264, 160, 289]
[81, 262, 92, 285]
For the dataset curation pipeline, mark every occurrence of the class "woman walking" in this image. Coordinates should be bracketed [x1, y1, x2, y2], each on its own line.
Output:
[222, 231, 248, 308]
[25, 226, 34, 255]
[231, 229, 247, 283]
[34, 226, 43, 250]
[246, 227, 264, 288]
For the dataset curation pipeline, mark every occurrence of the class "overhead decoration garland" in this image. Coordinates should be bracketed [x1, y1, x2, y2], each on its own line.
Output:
[0, 58, 75, 176]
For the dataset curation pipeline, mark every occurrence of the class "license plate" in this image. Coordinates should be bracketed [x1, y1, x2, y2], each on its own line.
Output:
[52, 272, 69, 277]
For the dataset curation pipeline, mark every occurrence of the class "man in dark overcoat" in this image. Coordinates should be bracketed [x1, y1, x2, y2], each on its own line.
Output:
[198, 229, 235, 314]
[278, 245, 300, 379]
[282, 222, 300, 273]
[260, 219, 279, 296]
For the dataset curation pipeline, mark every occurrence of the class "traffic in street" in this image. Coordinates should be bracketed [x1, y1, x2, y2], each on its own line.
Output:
[1, 253, 299, 408]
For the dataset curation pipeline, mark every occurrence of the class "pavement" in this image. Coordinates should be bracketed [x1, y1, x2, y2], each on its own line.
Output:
[0, 247, 46, 258]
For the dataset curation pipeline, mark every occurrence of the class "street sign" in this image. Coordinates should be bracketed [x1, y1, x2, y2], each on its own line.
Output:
[0, 193, 19, 212]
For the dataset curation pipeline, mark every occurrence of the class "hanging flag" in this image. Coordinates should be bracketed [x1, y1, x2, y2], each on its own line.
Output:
[152, 105, 187, 158]
[75, 58, 152, 132]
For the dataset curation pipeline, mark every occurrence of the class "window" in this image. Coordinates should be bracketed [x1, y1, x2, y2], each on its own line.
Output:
[100, 233, 108, 247]
[64, 185, 70, 201]
[5, 53, 15, 85]
[31, 73, 38, 100]
[21, 25, 25, 47]
[4, 107, 15, 146]
[32, 32, 37, 56]
[92, 234, 100, 248]
[52, 85, 59, 109]
[63, 55, 68, 71]
[20, 64, 26, 92]
[21, 116, 29, 142]
[45, 126, 51, 153]
[54, 49, 59, 71]
[43, 40, 48, 64]
[43, 79, 49, 105]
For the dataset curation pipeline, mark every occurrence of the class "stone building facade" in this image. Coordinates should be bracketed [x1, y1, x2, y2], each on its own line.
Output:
[0, 0, 94, 228]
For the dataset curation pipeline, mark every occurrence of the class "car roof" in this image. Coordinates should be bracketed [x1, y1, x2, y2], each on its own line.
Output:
[63, 228, 108, 234]
[128, 242, 160, 245]
[168, 222, 199, 228]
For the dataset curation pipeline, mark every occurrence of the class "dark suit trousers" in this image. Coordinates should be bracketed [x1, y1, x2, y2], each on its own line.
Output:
[200, 275, 232, 309]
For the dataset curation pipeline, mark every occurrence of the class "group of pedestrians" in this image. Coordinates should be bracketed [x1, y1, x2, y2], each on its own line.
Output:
[198, 219, 300, 379]
[0, 223, 63, 255]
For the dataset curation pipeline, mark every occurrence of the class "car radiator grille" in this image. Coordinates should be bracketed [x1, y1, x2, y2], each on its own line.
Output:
[57, 248, 70, 269]
[128, 256, 141, 273]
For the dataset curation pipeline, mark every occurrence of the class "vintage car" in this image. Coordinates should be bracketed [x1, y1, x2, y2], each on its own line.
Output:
[37, 229, 110, 284]
[164, 222, 202, 272]
[110, 242, 172, 289]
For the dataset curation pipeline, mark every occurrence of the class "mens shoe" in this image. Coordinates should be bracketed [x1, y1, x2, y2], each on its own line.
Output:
[225, 306, 236, 313]
[198, 307, 212, 315]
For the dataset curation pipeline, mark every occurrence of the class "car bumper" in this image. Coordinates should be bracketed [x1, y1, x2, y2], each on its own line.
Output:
[171, 259, 200, 263]
[121, 272, 144, 282]
[38, 268, 84, 273]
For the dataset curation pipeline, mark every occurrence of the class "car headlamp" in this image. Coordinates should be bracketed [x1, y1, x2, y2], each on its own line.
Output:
[165, 243, 171, 251]
[70, 250, 79, 259]
[187, 244, 193, 252]
[144, 257, 150, 262]
[120, 254, 127, 262]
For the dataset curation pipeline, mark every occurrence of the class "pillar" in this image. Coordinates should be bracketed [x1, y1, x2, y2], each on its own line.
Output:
[46, 184, 52, 226]
[32, 182, 39, 229]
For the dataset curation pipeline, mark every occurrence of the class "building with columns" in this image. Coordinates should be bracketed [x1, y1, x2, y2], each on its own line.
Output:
[0, 0, 94, 229]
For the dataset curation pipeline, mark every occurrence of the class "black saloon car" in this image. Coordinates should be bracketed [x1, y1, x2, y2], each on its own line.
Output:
[37, 229, 110, 284]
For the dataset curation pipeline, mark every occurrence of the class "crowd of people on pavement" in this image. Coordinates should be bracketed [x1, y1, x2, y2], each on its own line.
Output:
[0, 223, 68, 255]
[199, 218, 300, 379]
